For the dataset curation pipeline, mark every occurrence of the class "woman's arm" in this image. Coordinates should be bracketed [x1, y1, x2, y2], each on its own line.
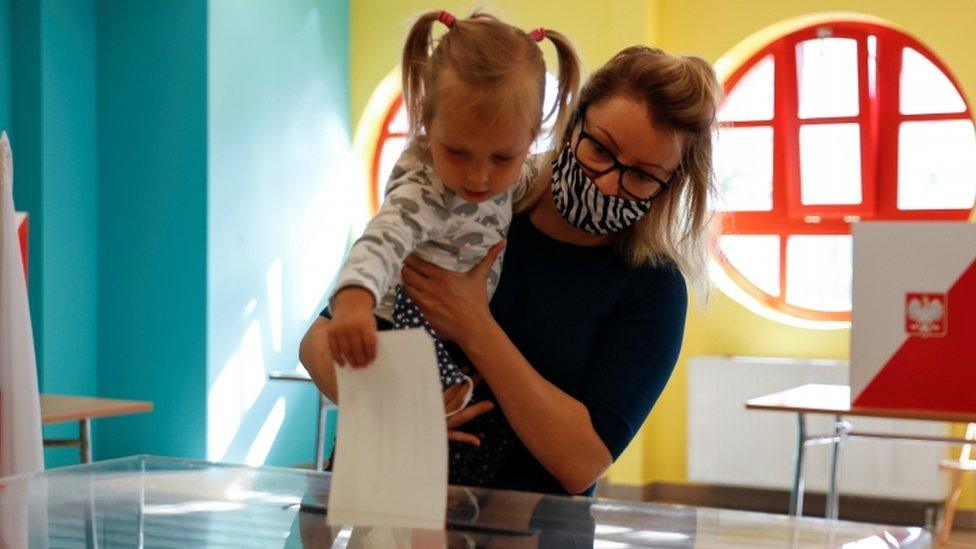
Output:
[464, 318, 613, 494]
[401, 246, 612, 494]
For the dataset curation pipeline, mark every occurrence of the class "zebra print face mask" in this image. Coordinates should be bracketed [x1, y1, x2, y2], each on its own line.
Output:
[550, 145, 654, 235]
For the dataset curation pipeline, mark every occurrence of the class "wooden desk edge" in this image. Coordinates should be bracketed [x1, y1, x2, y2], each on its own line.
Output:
[745, 401, 976, 424]
[41, 395, 154, 425]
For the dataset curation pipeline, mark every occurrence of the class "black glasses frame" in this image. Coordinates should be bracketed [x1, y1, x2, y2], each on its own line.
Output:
[573, 115, 680, 202]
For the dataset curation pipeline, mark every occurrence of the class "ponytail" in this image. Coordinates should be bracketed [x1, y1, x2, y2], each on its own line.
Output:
[538, 29, 582, 141]
[399, 11, 583, 151]
[401, 11, 441, 139]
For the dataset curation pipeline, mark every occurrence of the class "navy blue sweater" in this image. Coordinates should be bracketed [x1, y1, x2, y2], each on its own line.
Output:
[323, 213, 687, 496]
[481, 213, 687, 495]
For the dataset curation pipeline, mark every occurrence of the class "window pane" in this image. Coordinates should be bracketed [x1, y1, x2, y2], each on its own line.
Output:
[388, 103, 408, 134]
[376, 136, 407, 204]
[898, 120, 976, 210]
[796, 37, 859, 119]
[799, 123, 862, 205]
[713, 126, 774, 211]
[532, 73, 560, 154]
[719, 55, 774, 122]
[786, 235, 852, 312]
[719, 235, 780, 297]
[867, 35, 877, 99]
[900, 47, 966, 115]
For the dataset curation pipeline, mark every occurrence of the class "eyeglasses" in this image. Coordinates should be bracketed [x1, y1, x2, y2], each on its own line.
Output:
[574, 116, 680, 201]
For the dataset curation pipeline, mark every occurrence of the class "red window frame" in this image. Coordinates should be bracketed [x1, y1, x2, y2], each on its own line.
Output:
[369, 96, 406, 215]
[715, 20, 975, 322]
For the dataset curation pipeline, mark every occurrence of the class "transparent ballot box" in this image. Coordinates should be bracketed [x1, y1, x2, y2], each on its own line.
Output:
[0, 456, 929, 547]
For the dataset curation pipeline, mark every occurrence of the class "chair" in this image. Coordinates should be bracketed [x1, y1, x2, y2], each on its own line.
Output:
[939, 422, 976, 545]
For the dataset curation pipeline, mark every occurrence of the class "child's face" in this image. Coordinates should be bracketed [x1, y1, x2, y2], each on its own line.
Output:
[427, 108, 534, 203]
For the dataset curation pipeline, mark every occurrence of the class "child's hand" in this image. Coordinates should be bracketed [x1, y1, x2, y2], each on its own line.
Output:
[328, 287, 377, 368]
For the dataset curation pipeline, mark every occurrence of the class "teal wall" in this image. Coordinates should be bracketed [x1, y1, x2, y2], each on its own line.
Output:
[0, 0, 10, 131]
[40, 0, 97, 397]
[6, 0, 350, 468]
[40, 0, 98, 467]
[207, 0, 350, 466]
[95, 0, 208, 460]
[9, 0, 98, 467]
[10, 0, 43, 377]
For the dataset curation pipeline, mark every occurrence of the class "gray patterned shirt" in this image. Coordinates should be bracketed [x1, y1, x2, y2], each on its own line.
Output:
[333, 143, 540, 321]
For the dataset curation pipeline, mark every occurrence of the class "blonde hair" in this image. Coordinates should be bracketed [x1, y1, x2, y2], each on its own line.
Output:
[533, 46, 721, 294]
[401, 11, 580, 146]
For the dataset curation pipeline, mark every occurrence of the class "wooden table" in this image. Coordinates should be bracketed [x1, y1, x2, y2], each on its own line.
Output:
[746, 383, 976, 520]
[41, 394, 153, 463]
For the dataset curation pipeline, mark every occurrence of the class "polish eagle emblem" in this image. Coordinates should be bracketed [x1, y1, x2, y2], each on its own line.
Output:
[905, 293, 947, 337]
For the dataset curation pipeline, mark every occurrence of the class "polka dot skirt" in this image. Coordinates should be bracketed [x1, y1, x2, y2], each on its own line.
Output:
[392, 285, 467, 388]
[392, 285, 516, 485]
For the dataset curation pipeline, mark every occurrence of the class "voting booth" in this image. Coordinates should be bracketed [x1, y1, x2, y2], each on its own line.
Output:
[850, 222, 976, 413]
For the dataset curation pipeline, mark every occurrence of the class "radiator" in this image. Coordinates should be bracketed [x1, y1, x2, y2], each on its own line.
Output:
[687, 356, 947, 501]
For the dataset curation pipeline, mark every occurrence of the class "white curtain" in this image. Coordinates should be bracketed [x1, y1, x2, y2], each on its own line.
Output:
[0, 130, 43, 477]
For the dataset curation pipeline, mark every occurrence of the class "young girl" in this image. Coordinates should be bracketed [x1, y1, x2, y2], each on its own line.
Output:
[326, 11, 581, 480]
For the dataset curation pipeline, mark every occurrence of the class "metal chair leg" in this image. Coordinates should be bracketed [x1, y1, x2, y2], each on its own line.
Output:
[315, 393, 327, 471]
[790, 413, 807, 517]
[826, 416, 846, 520]
[80, 418, 92, 463]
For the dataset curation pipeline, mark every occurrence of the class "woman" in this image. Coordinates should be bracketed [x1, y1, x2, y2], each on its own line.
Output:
[300, 45, 720, 496]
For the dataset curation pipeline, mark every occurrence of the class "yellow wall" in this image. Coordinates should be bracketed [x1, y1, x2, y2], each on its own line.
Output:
[658, 0, 976, 103]
[635, 0, 976, 509]
[351, 0, 976, 506]
[350, 0, 653, 128]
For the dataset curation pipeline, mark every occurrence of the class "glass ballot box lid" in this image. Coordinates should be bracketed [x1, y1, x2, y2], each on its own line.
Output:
[0, 456, 929, 548]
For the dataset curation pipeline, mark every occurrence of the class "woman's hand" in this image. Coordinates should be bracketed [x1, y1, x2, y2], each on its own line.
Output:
[400, 241, 504, 346]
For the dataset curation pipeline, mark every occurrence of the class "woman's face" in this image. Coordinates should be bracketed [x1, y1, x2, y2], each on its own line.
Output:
[570, 95, 684, 199]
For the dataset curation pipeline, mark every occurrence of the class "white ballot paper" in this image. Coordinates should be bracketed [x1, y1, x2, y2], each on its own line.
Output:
[327, 329, 448, 530]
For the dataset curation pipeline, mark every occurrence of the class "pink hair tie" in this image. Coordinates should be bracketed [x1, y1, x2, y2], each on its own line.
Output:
[437, 10, 456, 28]
[529, 27, 546, 42]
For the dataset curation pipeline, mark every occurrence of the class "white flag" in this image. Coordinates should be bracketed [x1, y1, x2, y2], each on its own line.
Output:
[0, 131, 44, 477]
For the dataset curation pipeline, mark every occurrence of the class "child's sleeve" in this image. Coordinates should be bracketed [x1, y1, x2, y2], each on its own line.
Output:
[331, 169, 447, 307]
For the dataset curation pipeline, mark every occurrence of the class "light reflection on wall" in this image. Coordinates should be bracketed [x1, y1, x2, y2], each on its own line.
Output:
[206, 0, 351, 467]
[245, 397, 286, 466]
[299, 149, 364, 322]
[267, 259, 282, 353]
[208, 318, 266, 461]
